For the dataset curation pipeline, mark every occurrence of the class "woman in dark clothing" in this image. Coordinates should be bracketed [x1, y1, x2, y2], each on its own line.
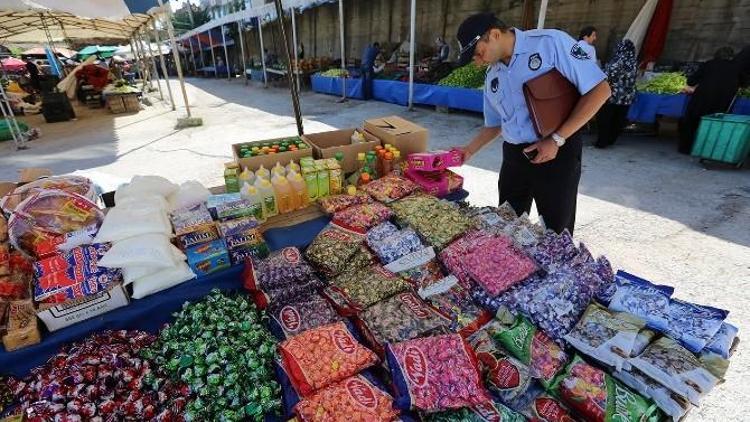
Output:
[595, 39, 638, 148]
[678, 47, 742, 154]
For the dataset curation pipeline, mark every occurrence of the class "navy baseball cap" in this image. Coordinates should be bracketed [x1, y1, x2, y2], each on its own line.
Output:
[456, 13, 501, 65]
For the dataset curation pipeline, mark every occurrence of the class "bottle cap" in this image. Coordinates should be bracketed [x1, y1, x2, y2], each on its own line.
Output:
[360, 173, 371, 183]
[384, 151, 394, 160]
[384, 143, 393, 149]
[357, 152, 366, 161]
[393, 150, 401, 159]
[335, 152, 345, 161]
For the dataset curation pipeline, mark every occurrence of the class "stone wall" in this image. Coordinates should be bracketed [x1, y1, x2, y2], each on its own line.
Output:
[233, 0, 749, 66]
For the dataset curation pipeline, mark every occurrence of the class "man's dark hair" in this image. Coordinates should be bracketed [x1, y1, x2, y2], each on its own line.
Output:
[489, 17, 509, 32]
[579, 26, 597, 40]
[714, 46, 734, 60]
[373, 42, 380, 49]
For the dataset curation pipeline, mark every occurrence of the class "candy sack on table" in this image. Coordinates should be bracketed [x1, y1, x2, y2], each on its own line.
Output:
[661, 298, 728, 354]
[463, 234, 537, 297]
[703, 321, 738, 359]
[318, 192, 374, 214]
[425, 396, 526, 422]
[385, 334, 490, 413]
[367, 226, 423, 265]
[420, 275, 492, 338]
[305, 222, 365, 278]
[324, 264, 409, 316]
[278, 321, 379, 397]
[607, 271, 674, 330]
[614, 367, 693, 421]
[332, 202, 393, 232]
[362, 174, 419, 203]
[268, 292, 342, 341]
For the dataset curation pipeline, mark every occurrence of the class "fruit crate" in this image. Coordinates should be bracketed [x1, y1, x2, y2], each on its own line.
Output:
[106, 95, 126, 114]
[691, 113, 750, 167]
[121, 93, 140, 112]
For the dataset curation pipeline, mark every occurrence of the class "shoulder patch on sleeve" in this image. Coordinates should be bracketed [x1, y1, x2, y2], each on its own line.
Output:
[571, 43, 591, 60]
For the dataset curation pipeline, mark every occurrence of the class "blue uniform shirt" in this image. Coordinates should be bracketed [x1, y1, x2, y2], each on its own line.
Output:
[483, 28, 606, 144]
[361, 45, 379, 70]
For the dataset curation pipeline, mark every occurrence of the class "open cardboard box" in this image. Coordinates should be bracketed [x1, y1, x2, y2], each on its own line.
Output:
[231, 137, 313, 172]
[302, 128, 381, 173]
[36, 284, 130, 332]
[0, 167, 53, 199]
[363, 116, 428, 158]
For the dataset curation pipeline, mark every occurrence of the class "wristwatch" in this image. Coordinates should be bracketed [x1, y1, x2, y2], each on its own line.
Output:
[551, 132, 566, 147]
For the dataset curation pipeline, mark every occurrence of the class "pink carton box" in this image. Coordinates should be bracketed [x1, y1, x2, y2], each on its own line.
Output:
[404, 168, 464, 198]
[407, 149, 464, 172]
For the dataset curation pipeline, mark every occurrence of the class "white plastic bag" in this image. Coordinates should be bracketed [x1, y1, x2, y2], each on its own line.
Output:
[114, 175, 178, 203]
[98, 233, 175, 268]
[115, 194, 170, 212]
[93, 206, 171, 243]
[130, 261, 196, 299]
[122, 244, 187, 285]
[168, 181, 211, 212]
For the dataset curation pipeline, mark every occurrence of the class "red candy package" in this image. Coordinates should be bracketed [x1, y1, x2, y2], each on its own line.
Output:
[279, 321, 379, 397]
[385, 334, 491, 412]
[294, 374, 400, 422]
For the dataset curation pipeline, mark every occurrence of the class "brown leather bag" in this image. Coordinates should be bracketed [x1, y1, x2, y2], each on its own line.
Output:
[523, 69, 580, 138]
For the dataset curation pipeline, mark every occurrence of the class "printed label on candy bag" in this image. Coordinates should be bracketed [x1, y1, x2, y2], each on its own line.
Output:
[385, 246, 435, 273]
[333, 328, 357, 354]
[280, 305, 302, 332]
[346, 378, 378, 409]
[404, 346, 428, 387]
[400, 292, 431, 319]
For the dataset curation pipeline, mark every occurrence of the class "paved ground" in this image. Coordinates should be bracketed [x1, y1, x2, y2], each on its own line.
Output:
[2, 78, 749, 420]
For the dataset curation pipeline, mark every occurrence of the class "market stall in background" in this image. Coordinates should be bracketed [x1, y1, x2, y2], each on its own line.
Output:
[0, 112, 740, 421]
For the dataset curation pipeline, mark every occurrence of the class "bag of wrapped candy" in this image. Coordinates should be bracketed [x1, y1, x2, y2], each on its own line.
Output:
[564, 303, 646, 371]
[268, 293, 342, 340]
[550, 355, 663, 422]
[530, 230, 578, 272]
[439, 230, 494, 288]
[499, 213, 545, 248]
[355, 292, 448, 356]
[390, 195, 474, 250]
[0, 175, 96, 214]
[278, 321, 379, 397]
[488, 313, 568, 388]
[468, 323, 540, 411]
[614, 367, 693, 421]
[607, 271, 674, 330]
[318, 192, 374, 214]
[519, 393, 576, 422]
[629, 336, 723, 406]
[305, 223, 365, 278]
[425, 397, 526, 422]
[324, 264, 410, 316]
[703, 321, 738, 359]
[332, 202, 393, 232]
[362, 174, 419, 203]
[463, 234, 537, 297]
[398, 257, 445, 292]
[660, 298, 728, 354]
[366, 225, 423, 265]
[294, 373, 400, 422]
[420, 275, 492, 338]
[385, 334, 491, 413]
[243, 246, 324, 309]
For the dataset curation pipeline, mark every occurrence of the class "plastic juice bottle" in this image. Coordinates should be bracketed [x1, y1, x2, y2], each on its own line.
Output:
[255, 164, 271, 181]
[238, 166, 254, 188]
[382, 151, 394, 176]
[271, 172, 293, 214]
[392, 150, 403, 175]
[240, 184, 265, 222]
[366, 151, 378, 179]
[272, 162, 286, 178]
[286, 161, 301, 174]
[328, 159, 343, 195]
[301, 165, 318, 201]
[256, 177, 278, 218]
[224, 162, 240, 193]
[358, 172, 371, 186]
[316, 162, 330, 198]
[287, 170, 309, 209]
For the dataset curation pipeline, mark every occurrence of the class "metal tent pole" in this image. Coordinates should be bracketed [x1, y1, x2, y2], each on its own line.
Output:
[258, 19, 268, 87]
[221, 24, 230, 80]
[141, 29, 164, 100]
[537, 0, 549, 28]
[156, 1, 194, 118]
[274, 0, 304, 135]
[208, 30, 218, 78]
[152, 19, 175, 110]
[408, 0, 416, 110]
[237, 21, 248, 85]
[132, 36, 152, 91]
[338, 0, 346, 101]
[290, 6, 300, 93]
[190, 38, 198, 74]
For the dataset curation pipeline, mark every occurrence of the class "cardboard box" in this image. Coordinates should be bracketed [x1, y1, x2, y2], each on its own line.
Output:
[302, 129, 381, 173]
[364, 116, 428, 157]
[2, 323, 41, 352]
[36, 284, 130, 332]
[0, 167, 53, 199]
[186, 238, 230, 276]
[231, 137, 313, 172]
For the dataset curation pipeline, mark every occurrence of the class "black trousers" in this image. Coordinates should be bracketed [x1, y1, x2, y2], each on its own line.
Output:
[595, 103, 629, 148]
[498, 136, 583, 234]
[361, 69, 374, 100]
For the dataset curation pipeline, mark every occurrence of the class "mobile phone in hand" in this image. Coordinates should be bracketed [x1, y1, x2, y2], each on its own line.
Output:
[523, 149, 538, 161]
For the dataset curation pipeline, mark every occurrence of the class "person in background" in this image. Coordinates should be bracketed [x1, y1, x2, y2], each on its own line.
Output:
[298, 43, 305, 60]
[595, 39, 638, 148]
[454, 13, 610, 234]
[678, 46, 742, 154]
[435, 37, 450, 62]
[361, 42, 380, 100]
[578, 26, 598, 63]
[24, 58, 40, 91]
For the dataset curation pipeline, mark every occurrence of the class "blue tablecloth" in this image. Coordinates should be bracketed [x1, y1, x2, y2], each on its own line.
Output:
[413, 83, 483, 113]
[627, 93, 750, 123]
[310, 75, 363, 99]
[0, 190, 468, 377]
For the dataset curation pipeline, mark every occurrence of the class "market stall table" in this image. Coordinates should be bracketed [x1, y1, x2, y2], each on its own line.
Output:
[627, 92, 750, 123]
[0, 190, 468, 377]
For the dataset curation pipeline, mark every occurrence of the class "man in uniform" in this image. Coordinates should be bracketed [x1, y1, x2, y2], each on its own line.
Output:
[455, 13, 611, 234]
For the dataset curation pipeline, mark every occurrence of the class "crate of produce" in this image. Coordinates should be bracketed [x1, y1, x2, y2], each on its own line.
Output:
[106, 95, 126, 114]
[121, 93, 140, 112]
[692, 113, 750, 167]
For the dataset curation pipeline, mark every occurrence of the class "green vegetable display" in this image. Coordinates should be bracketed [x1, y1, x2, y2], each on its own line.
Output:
[636, 72, 687, 94]
[437, 63, 488, 89]
[739, 86, 750, 98]
[141, 289, 282, 421]
[319, 68, 350, 78]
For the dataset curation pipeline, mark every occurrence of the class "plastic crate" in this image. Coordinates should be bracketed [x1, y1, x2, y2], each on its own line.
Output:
[691, 113, 750, 166]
